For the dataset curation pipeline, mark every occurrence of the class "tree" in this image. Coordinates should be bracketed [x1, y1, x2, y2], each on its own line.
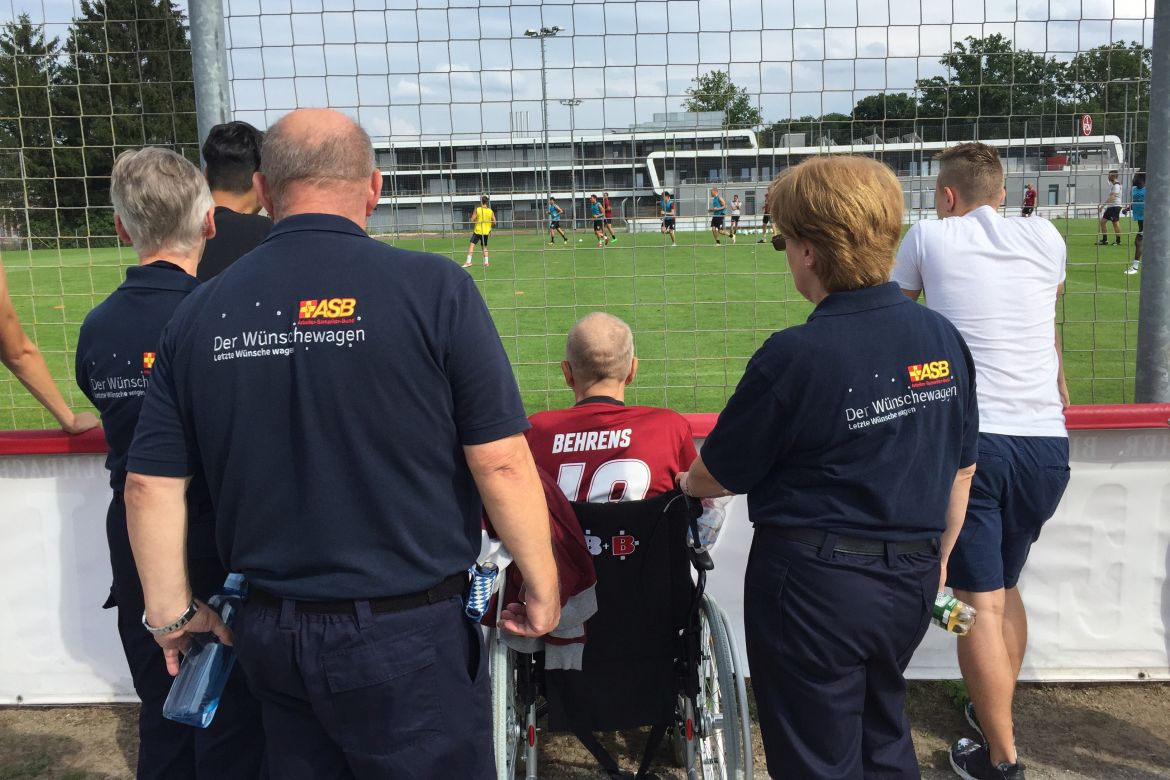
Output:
[55, 0, 198, 245]
[1066, 42, 1151, 167]
[851, 93, 918, 141]
[683, 70, 763, 129]
[0, 15, 64, 244]
[915, 34, 1065, 140]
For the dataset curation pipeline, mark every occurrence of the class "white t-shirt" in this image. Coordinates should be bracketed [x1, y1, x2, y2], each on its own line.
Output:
[1104, 182, 1122, 207]
[892, 206, 1067, 437]
[730, 201, 741, 216]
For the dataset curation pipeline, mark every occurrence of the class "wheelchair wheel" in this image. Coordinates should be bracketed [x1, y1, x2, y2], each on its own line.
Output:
[715, 601, 753, 780]
[491, 631, 523, 778]
[693, 594, 744, 780]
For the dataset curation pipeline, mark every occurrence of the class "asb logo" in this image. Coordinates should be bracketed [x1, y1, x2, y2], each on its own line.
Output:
[298, 297, 357, 324]
[907, 360, 950, 383]
[142, 352, 156, 374]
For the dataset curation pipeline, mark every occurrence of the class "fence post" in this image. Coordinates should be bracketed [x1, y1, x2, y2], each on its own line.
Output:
[1136, 1, 1170, 402]
[189, 0, 232, 156]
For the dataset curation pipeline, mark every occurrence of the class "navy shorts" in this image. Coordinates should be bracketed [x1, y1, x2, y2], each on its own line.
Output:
[1103, 206, 1122, 222]
[662, 218, 675, 229]
[711, 216, 725, 229]
[947, 433, 1070, 592]
[550, 220, 561, 229]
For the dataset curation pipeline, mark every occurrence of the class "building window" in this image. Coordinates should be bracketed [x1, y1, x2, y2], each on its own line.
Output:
[1048, 184, 1059, 206]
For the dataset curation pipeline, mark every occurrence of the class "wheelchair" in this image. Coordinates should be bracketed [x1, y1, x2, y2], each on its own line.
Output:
[490, 490, 752, 780]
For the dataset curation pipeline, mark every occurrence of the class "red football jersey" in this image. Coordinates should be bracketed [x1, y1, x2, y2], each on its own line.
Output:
[603, 197, 613, 218]
[526, 400, 698, 503]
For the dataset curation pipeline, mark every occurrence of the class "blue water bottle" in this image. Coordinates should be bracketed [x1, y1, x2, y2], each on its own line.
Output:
[162, 573, 247, 728]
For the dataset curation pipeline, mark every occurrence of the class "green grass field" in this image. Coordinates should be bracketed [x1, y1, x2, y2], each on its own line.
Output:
[0, 217, 1141, 430]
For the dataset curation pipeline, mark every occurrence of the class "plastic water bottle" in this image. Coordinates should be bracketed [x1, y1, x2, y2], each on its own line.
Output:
[162, 573, 247, 728]
[464, 561, 499, 622]
[933, 592, 977, 636]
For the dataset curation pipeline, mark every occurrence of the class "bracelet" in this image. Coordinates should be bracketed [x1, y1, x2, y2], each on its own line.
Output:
[142, 599, 199, 636]
[679, 471, 693, 497]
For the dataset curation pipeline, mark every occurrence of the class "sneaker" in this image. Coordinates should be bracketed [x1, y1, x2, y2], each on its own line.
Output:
[1114, 241, 1122, 246]
[715, 240, 721, 245]
[462, 260, 472, 268]
[950, 738, 1025, 780]
[1096, 239, 1109, 246]
[731, 235, 737, 244]
[757, 239, 765, 244]
[1125, 262, 1140, 275]
[483, 259, 490, 268]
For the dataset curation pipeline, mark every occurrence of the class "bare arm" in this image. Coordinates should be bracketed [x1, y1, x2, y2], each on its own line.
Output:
[1055, 283, 1070, 409]
[676, 453, 735, 498]
[938, 464, 976, 591]
[464, 433, 560, 637]
[126, 472, 230, 675]
[0, 261, 98, 433]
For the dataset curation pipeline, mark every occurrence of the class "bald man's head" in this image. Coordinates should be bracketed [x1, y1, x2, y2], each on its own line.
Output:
[565, 313, 635, 386]
[259, 108, 375, 214]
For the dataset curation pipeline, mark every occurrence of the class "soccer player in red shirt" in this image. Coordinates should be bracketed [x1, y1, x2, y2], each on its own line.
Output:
[527, 312, 697, 502]
[601, 191, 617, 243]
[1021, 182, 1037, 217]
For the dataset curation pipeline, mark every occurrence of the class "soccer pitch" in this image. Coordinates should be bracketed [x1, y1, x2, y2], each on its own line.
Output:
[0, 218, 1141, 430]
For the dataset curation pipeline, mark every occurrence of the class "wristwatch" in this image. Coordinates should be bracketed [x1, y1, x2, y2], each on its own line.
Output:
[142, 599, 199, 636]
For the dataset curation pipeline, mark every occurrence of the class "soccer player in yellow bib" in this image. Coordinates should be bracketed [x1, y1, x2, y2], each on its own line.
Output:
[464, 195, 496, 268]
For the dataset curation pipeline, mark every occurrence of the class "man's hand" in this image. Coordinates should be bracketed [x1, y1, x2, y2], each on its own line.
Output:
[152, 601, 234, 676]
[62, 410, 99, 434]
[498, 583, 561, 637]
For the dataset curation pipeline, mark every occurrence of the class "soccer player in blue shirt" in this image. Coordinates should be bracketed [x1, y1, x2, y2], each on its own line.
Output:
[590, 194, 608, 247]
[659, 191, 677, 246]
[708, 187, 731, 245]
[548, 197, 568, 244]
[1124, 172, 1146, 274]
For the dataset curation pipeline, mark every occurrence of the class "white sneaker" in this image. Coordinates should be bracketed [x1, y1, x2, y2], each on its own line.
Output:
[1125, 262, 1140, 275]
[462, 260, 472, 268]
[483, 259, 490, 268]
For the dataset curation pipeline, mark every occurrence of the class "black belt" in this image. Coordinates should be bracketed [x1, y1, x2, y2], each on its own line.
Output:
[772, 528, 937, 557]
[249, 572, 467, 616]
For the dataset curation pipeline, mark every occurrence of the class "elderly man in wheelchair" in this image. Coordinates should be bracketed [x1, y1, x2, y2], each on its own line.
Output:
[477, 313, 752, 780]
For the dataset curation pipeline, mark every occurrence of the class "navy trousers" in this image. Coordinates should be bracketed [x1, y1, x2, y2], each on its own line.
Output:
[233, 592, 493, 780]
[744, 528, 938, 780]
[106, 495, 265, 780]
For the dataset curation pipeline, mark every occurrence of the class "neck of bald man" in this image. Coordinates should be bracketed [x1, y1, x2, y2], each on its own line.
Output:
[273, 180, 372, 228]
[574, 377, 629, 404]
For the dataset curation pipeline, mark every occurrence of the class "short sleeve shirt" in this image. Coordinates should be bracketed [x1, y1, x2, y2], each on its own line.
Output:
[526, 398, 697, 503]
[892, 206, 1066, 437]
[76, 262, 200, 491]
[701, 283, 978, 541]
[197, 207, 272, 282]
[1132, 186, 1146, 221]
[127, 214, 529, 599]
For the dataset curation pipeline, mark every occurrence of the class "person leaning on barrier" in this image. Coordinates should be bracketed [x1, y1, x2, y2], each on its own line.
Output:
[0, 260, 97, 434]
[893, 142, 1070, 780]
[75, 147, 264, 780]
[197, 120, 272, 282]
[122, 108, 560, 779]
[678, 155, 979, 779]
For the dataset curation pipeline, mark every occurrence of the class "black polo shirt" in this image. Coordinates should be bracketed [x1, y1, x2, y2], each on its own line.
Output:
[75, 261, 200, 491]
[196, 206, 272, 282]
[702, 282, 978, 541]
[127, 213, 529, 600]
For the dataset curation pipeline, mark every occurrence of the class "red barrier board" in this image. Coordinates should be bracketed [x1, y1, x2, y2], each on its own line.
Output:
[1, 405, 1167, 456]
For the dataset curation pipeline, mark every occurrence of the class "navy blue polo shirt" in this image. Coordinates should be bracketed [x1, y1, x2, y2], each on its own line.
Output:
[127, 213, 529, 600]
[75, 261, 200, 491]
[702, 282, 978, 541]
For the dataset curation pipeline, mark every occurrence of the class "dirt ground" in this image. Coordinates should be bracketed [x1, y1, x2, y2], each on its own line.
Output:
[1, 682, 1167, 779]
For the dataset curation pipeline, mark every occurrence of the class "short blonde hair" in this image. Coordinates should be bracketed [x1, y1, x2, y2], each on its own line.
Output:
[768, 156, 903, 293]
[111, 148, 213, 257]
[936, 143, 1004, 204]
[565, 312, 634, 385]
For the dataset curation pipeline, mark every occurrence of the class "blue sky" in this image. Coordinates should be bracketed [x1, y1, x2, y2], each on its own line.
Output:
[6, 0, 1156, 140]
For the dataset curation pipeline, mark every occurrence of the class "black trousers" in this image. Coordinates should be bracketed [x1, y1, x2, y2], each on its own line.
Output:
[744, 528, 938, 779]
[106, 495, 265, 780]
[233, 593, 493, 780]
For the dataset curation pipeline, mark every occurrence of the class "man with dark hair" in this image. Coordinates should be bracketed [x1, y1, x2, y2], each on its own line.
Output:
[893, 142, 1069, 780]
[198, 121, 272, 282]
